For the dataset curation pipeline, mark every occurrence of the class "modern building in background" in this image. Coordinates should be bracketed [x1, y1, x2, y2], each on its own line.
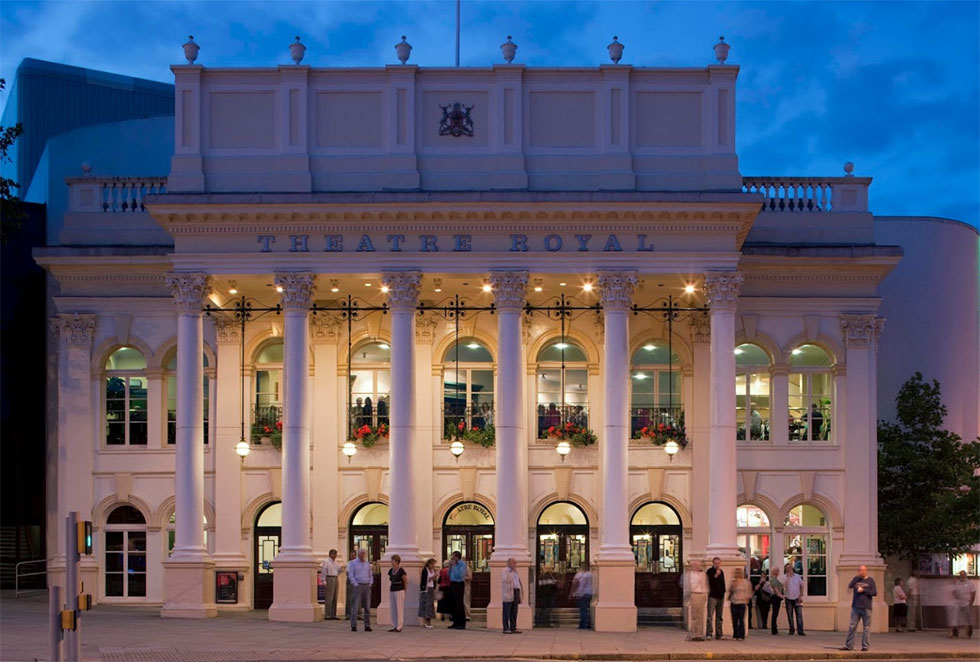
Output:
[8, 37, 978, 631]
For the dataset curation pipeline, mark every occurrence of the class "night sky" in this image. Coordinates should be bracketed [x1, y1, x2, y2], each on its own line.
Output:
[1, 0, 977, 228]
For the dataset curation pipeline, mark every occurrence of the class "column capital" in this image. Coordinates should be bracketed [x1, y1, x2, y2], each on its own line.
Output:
[274, 272, 317, 310]
[213, 318, 241, 345]
[381, 271, 421, 310]
[702, 271, 743, 312]
[840, 313, 885, 350]
[489, 270, 528, 311]
[310, 314, 342, 344]
[415, 312, 439, 344]
[770, 362, 790, 376]
[688, 311, 711, 344]
[166, 272, 212, 314]
[597, 269, 637, 312]
[52, 313, 97, 348]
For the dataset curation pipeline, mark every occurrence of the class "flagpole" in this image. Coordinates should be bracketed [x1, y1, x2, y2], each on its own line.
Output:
[455, 0, 460, 67]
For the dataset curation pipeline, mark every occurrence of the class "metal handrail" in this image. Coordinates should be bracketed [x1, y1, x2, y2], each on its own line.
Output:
[15, 557, 53, 596]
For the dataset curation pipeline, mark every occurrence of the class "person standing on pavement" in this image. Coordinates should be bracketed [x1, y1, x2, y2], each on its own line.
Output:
[321, 549, 344, 620]
[892, 577, 908, 632]
[348, 548, 374, 632]
[437, 560, 452, 621]
[951, 570, 977, 639]
[570, 561, 595, 630]
[705, 557, 726, 639]
[755, 571, 772, 631]
[683, 559, 708, 641]
[387, 554, 407, 632]
[729, 567, 752, 640]
[448, 551, 467, 629]
[344, 550, 357, 620]
[841, 564, 877, 651]
[906, 570, 921, 631]
[418, 558, 437, 629]
[783, 563, 805, 636]
[501, 557, 523, 634]
[769, 566, 784, 635]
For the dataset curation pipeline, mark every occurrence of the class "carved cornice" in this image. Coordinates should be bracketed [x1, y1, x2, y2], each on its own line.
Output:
[381, 271, 421, 311]
[597, 270, 637, 312]
[311, 315, 342, 344]
[702, 271, 743, 312]
[416, 313, 439, 344]
[688, 311, 710, 344]
[52, 313, 97, 348]
[214, 319, 241, 345]
[840, 314, 885, 350]
[165, 272, 212, 314]
[274, 272, 317, 310]
[489, 271, 528, 311]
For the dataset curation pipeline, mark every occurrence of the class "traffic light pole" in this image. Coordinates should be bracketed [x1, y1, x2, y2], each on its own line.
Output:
[49, 585, 63, 662]
[65, 511, 80, 662]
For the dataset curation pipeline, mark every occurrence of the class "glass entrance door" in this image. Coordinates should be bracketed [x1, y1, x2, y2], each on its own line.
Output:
[631, 502, 683, 608]
[442, 502, 495, 608]
[253, 502, 281, 609]
[349, 502, 390, 609]
[536, 501, 590, 618]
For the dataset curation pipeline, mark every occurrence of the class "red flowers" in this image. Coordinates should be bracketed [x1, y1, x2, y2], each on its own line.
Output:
[458, 421, 465, 431]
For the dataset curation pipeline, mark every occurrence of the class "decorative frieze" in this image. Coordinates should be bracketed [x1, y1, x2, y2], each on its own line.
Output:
[840, 314, 885, 350]
[596, 270, 637, 312]
[311, 315, 342, 344]
[166, 272, 212, 314]
[415, 313, 439, 344]
[214, 319, 241, 345]
[489, 270, 528, 311]
[381, 271, 421, 311]
[702, 271, 743, 312]
[52, 313, 97, 347]
[689, 311, 710, 344]
[274, 273, 317, 310]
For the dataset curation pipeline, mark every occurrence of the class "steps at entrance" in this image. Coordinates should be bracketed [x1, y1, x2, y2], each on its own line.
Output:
[638, 607, 683, 627]
[534, 607, 683, 628]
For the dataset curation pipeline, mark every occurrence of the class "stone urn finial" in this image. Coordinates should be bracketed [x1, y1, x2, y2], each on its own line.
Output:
[395, 35, 412, 64]
[289, 36, 306, 65]
[500, 35, 517, 63]
[183, 35, 200, 64]
[843, 161, 855, 177]
[80, 162, 92, 175]
[713, 36, 730, 64]
[607, 36, 624, 64]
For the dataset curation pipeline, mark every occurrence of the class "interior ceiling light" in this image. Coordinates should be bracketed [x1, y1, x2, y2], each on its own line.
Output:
[559, 282, 567, 287]
[275, 285, 284, 293]
[644, 344, 656, 351]
[582, 282, 594, 292]
[534, 286, 543, 292]
[380, 285, 390, 293]
[482, 283, 492, 292]
[467, 343, 480, 349]
[684, 284, 696, 294]
[734, 348, 744, 355]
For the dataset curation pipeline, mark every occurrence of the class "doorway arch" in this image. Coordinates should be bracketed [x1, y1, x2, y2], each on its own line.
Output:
[349, 502, 389, 608]
[535, 501, 589, 622]
[253, 501, 281, 609]
[631, 501, 682, 608]
[442, 501, 494, 608]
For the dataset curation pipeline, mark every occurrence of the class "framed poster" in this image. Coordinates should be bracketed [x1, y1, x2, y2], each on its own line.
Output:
[215, 571, 239, 604]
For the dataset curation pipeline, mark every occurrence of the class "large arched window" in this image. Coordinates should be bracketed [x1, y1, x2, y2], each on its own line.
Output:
[164, 350, 211, 446]
[735, 343, 770, 441]
[630, 343, 682, 438]
[252, 340, 282, 444]
[104, 505, 146, 598]
[788, 345, 833, 442]
[783, 504, 829, 597]
[105, 347, 148, 446]
[350, 341, 390, 435]
[536, 340, 589, 437]
[736, 504, 771, 583]
[442, 339, 494, 435]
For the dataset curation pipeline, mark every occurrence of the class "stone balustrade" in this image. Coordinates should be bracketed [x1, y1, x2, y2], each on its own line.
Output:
[743, 175, 871, 213]
[67, 176, 167, 213]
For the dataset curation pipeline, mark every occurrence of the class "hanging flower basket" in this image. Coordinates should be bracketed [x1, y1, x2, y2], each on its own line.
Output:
[251, 420, 282, 451]
[545, 421, 597, 447]
[445, 419, 495, 447]
[638, 423, 687, 448]
[350, 423, 388, 448]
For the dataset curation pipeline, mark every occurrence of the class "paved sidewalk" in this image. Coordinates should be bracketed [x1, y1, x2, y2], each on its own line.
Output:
[2, 592, 978, 662]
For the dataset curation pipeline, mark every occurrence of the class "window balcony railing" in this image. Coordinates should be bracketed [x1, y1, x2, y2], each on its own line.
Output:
[251, 404, 282, 444]
[348, 396, 390, 440]
[536, 404, 589, 438]
[630, 406, 683, 439]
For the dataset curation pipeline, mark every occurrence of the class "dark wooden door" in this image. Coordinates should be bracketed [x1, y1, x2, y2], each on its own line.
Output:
[443, 527, 494, 608]
[351, 527, 387, 608]
[254, 525, 280, 609]
[632, 526, 682, 607]
[536, 526, 589, 608]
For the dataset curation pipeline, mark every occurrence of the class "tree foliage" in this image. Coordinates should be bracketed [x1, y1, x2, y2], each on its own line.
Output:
[0, 78, 25, 245]
[878, 372, 980, 561]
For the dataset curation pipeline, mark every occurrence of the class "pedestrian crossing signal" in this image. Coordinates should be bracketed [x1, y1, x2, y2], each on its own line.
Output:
[76, 520, 92, 555]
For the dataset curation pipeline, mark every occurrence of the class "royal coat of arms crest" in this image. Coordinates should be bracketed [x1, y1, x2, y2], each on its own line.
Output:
[438, 102, 474, 137]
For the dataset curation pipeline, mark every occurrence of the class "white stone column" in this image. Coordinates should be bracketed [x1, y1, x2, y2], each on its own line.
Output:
[594, 270, 638, 632]
[414, 314, 438, 560]
[770, 362, 790, 445]
[210, 319, 249, 609]
[837, 313, 887, 631]
[269, 273, 323, 622]
[487, 271, 532, 630]
[378, 271, 422, 626]
[162, 272, 217, 618]
[688, 312, 711, 555]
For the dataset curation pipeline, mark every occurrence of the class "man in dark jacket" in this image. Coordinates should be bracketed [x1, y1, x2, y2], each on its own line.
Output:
[705, 557, 726, 639]
[841, 565, 877, 651]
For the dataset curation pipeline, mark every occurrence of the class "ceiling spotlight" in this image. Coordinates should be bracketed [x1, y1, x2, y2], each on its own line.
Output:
[331, 287, 340, 293]
[582, 282, 594, 292]
[380, 285, 390, 293]
[684, 284, 696, 294]
[644, 344, 656, 351]
[364, 283, 372, 287]
[633, 373, 648, 380]
[229, 288, 238, 295]
[467, 343, 481, 350]
[330, 278, 340, 293]
[434, 288, 443, 293]
[534, 286, 543, 292]
[482, 283, 492, 292]
[559, 282, 567, 287]
[275, 285, 284, 293]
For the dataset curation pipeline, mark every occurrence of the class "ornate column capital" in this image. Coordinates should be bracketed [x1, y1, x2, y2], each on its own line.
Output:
[702, 271, 743, 312]
[840, 314, 885, 350]
[213, 318, 241, 345]
[51, 313, 97, 348]
[381, 271, 421, 311]
[416, 312, 439, 345]
[165, 272, 212, 314]
[597, 269, 637, 312]
[489, 270, 528, 311]
[274, 272, 317, 310]
[689, 311, 711, 344]
[311, 314, 342, 344]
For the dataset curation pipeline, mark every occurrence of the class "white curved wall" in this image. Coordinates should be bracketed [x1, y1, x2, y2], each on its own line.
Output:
[875, 217, 980, 441]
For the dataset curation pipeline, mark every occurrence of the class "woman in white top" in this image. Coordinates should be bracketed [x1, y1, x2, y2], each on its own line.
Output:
[892, 577, 908, 632]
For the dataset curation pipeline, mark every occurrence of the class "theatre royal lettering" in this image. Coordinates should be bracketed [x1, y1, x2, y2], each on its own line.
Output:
[256, 233, 656, 253]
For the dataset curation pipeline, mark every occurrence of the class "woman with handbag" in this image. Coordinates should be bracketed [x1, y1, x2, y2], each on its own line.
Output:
[418, 558, 437, 629]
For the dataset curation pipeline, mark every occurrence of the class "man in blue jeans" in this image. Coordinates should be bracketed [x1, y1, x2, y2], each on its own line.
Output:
[783, 563, 805, 635]
[570, 561, 594, 629]
[841, 565, 877, 651]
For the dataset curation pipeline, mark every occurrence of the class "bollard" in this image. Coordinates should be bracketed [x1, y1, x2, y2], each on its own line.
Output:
[49, 585, 63, 662]
[65, 512, 81, 662]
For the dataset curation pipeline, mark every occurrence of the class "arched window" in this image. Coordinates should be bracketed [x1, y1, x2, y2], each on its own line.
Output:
[105, 347, 148, 446]
[252, 340, 282, 444]
[536, 340, 589, 437]
[736, 504, 771, 583]
[630, 343, 682, 438]
[164, 351, 211, 446]
[350, 341, 391, 435]
[735, 344, 770, 441]
[443, 339, 494, 436]
[783, 504, 829, 597]
[166, 512, 210, 555]
[788, 345, 833, 442]
[104, 505, 146, 598]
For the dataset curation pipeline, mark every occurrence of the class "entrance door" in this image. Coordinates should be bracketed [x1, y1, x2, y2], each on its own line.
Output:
[631, 502, 682, 608]
[349, 502, 389, 608]
[442, 501, 494, 608]
[254, 501, 281, 609]
[536, 502, 589, 611]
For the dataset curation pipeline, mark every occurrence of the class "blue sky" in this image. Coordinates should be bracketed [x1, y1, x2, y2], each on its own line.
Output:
[1, 0, 977, 227]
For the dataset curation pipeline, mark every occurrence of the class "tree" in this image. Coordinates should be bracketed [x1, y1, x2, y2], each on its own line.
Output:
[878, 372, 980, 562]
[0, 78, 25, 245]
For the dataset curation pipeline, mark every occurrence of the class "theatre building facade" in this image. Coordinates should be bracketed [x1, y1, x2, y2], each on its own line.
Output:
[40, 48, 916, 632]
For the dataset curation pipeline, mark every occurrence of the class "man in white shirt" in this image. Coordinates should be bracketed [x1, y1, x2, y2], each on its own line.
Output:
[905, 570, 920, 631]
[501, 557, 523, 634]
[683, 559, 708, 641]
[783, 563, 805, 635]
[321, 548, 344, 620]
